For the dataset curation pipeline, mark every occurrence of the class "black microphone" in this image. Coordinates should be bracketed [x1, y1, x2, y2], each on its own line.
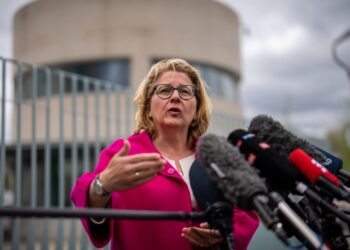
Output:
[197, 134, 269, 208]
[197, 134, 328, 250]
[315, 146, 349, 186]
[247, 115, 350, 192]
[248, 114, 344, 176]
[227, 129, 302, 194]
[189, 159, 228, 211]
[315, 146, 343, 175]
[247, 114, 327, 162]
[189, 159, 234, 250]
[228, 129, 350, 224]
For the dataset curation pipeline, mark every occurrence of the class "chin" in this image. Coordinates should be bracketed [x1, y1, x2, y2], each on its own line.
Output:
[161, 121, 187, 128]
[161, 118, 191, 128]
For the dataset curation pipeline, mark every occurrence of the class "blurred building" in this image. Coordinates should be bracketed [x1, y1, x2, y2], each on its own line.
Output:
[14, 0, 243, 144]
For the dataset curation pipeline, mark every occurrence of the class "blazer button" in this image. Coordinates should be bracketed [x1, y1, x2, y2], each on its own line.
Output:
[167, 168, 175, 174]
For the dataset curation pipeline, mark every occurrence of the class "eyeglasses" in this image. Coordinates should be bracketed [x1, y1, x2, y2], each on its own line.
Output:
[152, 84, 198, 100]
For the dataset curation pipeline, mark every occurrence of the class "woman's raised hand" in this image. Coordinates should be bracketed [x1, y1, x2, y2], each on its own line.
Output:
[100, 140, 166, 192]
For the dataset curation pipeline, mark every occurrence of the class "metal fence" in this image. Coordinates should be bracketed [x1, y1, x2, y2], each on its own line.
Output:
[0, 56, 244, 249]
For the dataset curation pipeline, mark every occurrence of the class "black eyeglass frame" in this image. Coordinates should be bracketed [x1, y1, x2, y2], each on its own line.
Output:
[150, 84, 198, 100]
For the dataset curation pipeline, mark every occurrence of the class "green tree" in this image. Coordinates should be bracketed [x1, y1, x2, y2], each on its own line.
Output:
[328, 124, 350, 171]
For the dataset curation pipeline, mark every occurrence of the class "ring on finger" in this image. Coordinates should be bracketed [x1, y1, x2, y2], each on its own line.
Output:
[135, 171, 140, 177]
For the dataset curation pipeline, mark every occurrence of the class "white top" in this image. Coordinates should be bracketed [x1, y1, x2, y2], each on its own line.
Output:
[162, 153, 197, 208]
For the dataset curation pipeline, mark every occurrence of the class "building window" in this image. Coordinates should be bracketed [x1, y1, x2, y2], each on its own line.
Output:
[20, 59, 130, 99]
[192, 63, 238, 100]
[57, 59, 129, 87]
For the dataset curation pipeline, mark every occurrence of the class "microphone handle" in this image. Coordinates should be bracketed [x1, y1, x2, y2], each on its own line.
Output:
[295, 182, 350, 223]
[252, 195, 288, 245]
[297, 197, 323, 235]
[317, 176, 350, 202]
[337, 169, 350, 186]
[269, 192, 330, 250]
[252, 195, 278, 228]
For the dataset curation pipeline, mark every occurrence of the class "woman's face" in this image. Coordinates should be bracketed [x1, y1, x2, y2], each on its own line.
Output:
[149, 71, 198, 132]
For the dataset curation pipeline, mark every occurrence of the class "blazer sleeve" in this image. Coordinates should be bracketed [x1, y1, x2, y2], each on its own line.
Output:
[233, 208, 260, 250]
[70, 139, 124, 248]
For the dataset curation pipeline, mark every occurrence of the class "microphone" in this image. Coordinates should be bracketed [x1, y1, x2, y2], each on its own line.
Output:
[246, 115, 350, 247]
[315, 146, 343, 175]
[189, 159, 228, 211]
[197, 134, 328, 250]
[247, 115, 327, 164]
[228, 129, 350, 224]
[189, 159, 234, 250]
[248, 114, 346, 178]
[197, 134, 269, 208]
[314, 146, 350, 186]
[227, 129, 302, 193]
[289, 149, 350, 202]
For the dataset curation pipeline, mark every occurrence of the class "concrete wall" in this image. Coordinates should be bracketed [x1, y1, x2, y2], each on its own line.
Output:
[14, 0, 241, 86]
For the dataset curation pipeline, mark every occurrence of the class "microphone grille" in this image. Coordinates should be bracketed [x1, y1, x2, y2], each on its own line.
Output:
[198, 133, 268, 209]
[248, 114, 326, 163]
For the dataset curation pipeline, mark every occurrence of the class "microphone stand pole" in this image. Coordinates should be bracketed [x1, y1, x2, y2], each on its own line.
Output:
[206, 202, 234, 250]
[269, 192, 330, 250]
[0, 206, 206, 221]
[0, 202, 234, 250]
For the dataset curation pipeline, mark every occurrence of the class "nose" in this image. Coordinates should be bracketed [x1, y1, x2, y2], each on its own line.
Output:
[170, 89, 181, 102]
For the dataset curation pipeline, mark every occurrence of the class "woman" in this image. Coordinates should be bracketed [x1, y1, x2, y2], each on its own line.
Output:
[71, 58, 259, 250]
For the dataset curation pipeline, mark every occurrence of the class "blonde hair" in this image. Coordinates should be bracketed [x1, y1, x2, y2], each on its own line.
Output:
[133, 58, 212, 146]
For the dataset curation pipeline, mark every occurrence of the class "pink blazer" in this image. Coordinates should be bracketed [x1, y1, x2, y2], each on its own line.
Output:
[71, 131, 259, 250]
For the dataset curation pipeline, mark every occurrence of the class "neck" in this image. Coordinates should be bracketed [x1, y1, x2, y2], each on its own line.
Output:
[154, 131, 193, 160]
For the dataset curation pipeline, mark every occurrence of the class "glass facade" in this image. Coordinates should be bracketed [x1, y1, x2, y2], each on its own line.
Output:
[57, 59, 129, 87]
[192, 62, 238, 101]
[20, 59, 130, 99]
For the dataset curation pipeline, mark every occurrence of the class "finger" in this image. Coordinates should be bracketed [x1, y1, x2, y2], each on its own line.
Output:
[188, 227, 222, 247]
[191, 226, 222, 239]
[131, 173, 158, 187]
[182, 227, 209, 243]
[115, 140, 131, 157]
[198, 223, 222, 242]
[197, 223, 222, 237]
[132, 169, 160, 181]
[126, 153, 163, 164]
[199, 222, 209, 229]
[182, 227, 223, 247]
[129, 160, 166, 174]
[181, 230, 204, 247]
[116, 170, 156, 189]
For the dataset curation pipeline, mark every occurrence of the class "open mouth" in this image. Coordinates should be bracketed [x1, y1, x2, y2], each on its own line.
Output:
[168, 107, 181, 114]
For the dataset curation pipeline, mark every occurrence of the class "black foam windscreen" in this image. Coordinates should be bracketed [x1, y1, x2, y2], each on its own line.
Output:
[248, 115, 326, 163]
[197, 133, 268, 210]
[189, 159, 227, 211]
[228, 129, 302, 192]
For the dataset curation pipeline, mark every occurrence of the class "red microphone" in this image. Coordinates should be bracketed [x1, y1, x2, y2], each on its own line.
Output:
[289, 149, 340, 186]
[290, 149, 349, 202]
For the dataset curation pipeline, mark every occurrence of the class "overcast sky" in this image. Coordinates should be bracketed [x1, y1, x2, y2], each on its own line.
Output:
[1, 0, 350, 140]
[219, 0, 350, 139]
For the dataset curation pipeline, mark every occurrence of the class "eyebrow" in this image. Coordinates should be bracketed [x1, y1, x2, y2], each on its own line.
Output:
[154, 83, 194, 87]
